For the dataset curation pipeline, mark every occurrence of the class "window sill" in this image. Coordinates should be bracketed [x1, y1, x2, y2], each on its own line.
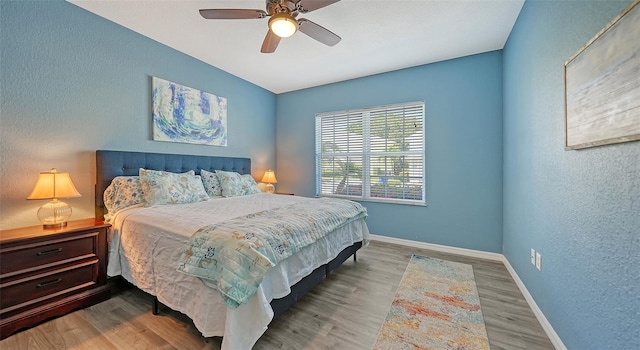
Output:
[317, 194, 427, 206]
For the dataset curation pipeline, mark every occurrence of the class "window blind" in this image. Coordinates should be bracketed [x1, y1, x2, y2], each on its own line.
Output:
[315, 102, 425, 205]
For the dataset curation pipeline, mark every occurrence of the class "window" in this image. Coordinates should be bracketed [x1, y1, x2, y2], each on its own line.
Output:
[315, 102, 425, 205]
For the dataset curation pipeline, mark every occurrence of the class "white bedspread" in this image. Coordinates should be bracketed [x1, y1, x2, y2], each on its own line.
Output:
[107, 193, 369, 350]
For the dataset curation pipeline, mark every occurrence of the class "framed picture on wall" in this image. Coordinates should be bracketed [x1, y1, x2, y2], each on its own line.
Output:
[564, 0, 640, 150]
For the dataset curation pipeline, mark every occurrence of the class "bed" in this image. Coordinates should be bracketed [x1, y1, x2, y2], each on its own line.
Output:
[95, 150, 369, 349]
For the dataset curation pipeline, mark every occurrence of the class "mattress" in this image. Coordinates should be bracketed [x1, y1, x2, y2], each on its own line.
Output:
[107, 193, 369, 349]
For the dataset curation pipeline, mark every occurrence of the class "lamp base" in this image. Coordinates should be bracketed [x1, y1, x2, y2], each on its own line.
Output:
[43, 222, 68, 229]
[38, 199, 72, 229]
[265, 183, 275, 194]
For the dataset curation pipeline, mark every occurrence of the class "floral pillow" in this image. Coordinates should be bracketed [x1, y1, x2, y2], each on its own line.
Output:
[216, 170, 262, 197]
[241, 174, 261, 195]
[200, 169, 223, 197]
[103, 176, 144, 219]
[139, 168, 209, 206]
[215, 170, 245, 197]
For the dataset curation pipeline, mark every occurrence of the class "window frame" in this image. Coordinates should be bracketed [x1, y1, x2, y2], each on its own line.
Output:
[315, 101, 426, 206]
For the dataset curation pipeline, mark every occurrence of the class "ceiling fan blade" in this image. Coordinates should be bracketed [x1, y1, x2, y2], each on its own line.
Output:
[199, 9, 267, 20]
[296, 0, 340, 13]
[261, 30, 281, 53]
[298, 18, 341, 46]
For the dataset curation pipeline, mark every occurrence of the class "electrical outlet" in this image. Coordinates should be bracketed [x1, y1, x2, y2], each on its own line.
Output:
[531, 249, 536, 265]
[535, 252, 542, 271]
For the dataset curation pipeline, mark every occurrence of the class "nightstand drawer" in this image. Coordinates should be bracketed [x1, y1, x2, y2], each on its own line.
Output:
[0, 232, 98, 277]
[0, 260, 98, 314]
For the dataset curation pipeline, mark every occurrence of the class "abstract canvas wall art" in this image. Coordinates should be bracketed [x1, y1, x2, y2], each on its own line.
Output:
[152, 77, 227, 146]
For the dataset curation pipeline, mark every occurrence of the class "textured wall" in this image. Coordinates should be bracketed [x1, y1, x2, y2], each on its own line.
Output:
[0, 1, 276, 229]
[503, 0, 639, 348]
[276, 52, 504, 252]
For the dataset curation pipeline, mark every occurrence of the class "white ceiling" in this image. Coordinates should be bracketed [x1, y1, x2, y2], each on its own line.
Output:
[68, 0, 524, 94]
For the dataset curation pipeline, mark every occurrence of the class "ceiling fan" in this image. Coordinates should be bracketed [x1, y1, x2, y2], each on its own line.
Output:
[199, 0, 341, 53]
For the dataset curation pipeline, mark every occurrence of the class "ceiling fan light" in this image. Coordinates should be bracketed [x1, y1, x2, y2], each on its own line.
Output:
[269, 13, 298, 38]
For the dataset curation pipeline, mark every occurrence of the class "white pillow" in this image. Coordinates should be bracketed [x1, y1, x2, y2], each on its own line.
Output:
[139, 168, 209, 206]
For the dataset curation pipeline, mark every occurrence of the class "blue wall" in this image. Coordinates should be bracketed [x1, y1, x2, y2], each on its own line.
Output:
[503, 0, 639, 348]
[3, 0, 638, 346]
[276, 52, 504, 252]
[0, 1, 276, 229]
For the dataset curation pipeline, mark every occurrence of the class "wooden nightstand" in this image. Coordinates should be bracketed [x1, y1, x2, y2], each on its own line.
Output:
[0, 219, 111, 339]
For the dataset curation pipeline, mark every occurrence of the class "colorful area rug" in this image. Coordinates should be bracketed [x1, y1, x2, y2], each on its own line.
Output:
[373, 255, 490, 350]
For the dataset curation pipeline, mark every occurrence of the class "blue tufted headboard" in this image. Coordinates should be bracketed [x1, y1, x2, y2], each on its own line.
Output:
[95, 150, 251, 219]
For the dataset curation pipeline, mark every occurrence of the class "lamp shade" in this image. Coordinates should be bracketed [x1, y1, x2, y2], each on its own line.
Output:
[261, 170, 278, 184]
[27, 168, 81, 228]
[269, 13, 298, 38]
[27, 168, 82, 199]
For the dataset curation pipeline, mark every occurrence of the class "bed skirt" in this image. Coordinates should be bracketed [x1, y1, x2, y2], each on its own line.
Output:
[270, 241, 362, 318]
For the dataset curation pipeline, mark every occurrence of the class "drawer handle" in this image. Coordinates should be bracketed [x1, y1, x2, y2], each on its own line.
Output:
[36, 248, 63, 256]
[36, 278, 63, 288]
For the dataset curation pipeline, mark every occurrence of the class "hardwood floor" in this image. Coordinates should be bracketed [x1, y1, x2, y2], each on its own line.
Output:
[0, 240, 555, 350]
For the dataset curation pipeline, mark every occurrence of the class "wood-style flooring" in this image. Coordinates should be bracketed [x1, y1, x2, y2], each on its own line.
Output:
[0, 240, 555, 350]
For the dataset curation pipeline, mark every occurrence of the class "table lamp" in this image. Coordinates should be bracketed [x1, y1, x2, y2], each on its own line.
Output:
[27, 168, 82, 228]
[261, 169, 277, 194]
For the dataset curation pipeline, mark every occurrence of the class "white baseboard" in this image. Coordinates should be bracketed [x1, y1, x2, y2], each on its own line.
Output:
[369, 234, 504, 261]
[501, 257, 567, 350]
[369, 234, 566, 350]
